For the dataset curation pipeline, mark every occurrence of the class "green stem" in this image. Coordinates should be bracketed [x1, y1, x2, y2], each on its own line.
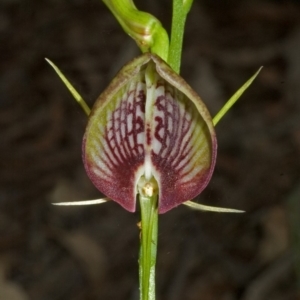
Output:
[168, 0, 194, 73]
[139, 192, 158, 300]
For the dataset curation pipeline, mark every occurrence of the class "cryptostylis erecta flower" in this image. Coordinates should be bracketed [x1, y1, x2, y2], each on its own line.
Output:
[47, 1, 262, 298]
[47, 52, 260, 300]
[83, 53, 216, 214]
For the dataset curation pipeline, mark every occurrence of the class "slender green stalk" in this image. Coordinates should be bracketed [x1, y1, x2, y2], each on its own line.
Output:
[138, 178, 159, 300]
[168, 0, 194, 73]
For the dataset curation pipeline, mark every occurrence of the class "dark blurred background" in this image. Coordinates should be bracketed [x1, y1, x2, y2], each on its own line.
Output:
[1, 0, 300, 299]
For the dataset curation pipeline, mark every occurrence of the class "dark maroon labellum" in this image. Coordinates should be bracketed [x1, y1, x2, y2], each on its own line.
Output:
[83, 53, 217, 213]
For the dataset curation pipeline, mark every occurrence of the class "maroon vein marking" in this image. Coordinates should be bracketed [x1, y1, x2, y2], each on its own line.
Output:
[105, 124, 123, 166]
[123, 90, 134, 160]
[153, 83, 194, 173]
[113, 102, 128, 162]
[165, 90, 182, 166]
[119, 97, 130, 159]
[168, 118, 190, 169]
[171, 109, 195, 169]
[92, 133, 119, 172]
[103, 85, 146, 172]
[85, 82, 147, 212]
[150, 79, 212, 204]
[133, 89, 145, 155]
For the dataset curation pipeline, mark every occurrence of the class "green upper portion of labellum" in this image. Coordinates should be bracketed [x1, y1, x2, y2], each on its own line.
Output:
[83, 53, 217, 213]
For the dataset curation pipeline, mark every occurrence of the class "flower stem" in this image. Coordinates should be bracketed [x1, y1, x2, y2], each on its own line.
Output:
[139, 192, 158, 300]
[168, 0, 194, 73]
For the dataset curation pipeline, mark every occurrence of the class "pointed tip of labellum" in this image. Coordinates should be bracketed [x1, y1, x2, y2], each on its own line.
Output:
[83, 53, 217, 214]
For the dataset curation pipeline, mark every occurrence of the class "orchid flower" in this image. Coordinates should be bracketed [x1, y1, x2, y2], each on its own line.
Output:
[46, 1, 261, 299]
[48, 55, 260, 213]
[83, 52, 216, 213]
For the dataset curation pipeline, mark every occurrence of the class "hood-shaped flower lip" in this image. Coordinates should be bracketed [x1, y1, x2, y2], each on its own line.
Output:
[83, 53, 217, 213]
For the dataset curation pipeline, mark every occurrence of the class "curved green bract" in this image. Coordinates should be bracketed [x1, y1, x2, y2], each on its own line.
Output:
[102, 0, 169, 61]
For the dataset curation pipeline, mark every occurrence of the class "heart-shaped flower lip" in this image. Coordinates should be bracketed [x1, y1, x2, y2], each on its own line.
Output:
[83, 53, 217, 213]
